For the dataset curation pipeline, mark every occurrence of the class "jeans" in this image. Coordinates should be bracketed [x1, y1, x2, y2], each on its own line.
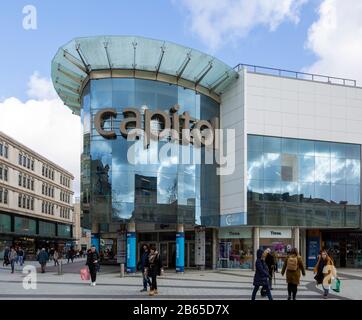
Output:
[142, 270, 151, 289]
[10, 259, 15, 273]
[89, 265, 97, 283]
[251, 284, 273, 300]
[54, 259, 59, 266]
[288, 283, 298, 300]
[322, 284, 329, 296]
[150, 270, 158, 291]
[18, 256, 24, 266]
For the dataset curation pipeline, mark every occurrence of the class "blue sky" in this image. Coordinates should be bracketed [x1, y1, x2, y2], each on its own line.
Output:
[0, 0, 321, 101]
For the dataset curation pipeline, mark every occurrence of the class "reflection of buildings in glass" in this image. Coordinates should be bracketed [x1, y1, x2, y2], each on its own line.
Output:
[90, 159, 112, 224]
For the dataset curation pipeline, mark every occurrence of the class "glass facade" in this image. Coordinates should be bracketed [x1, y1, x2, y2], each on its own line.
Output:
[58, 224, 71, 238]
[247, 135, 361, 227]
[81, 78, 220, 230]
[14, 217, 36, 235]
[39, 221, 56, 237]
[0, 213, 11, 233]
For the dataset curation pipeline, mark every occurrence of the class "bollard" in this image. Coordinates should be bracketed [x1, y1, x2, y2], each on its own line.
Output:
[58, 260, 63, 275]
[120, 263, 125, 278]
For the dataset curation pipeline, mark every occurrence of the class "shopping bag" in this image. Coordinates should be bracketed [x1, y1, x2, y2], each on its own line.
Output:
[80, 267, 90, 280]
[332, 278, 341, 293]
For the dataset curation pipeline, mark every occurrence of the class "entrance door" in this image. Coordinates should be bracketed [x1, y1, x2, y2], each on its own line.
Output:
[160, 243, 168, 268]
[168, 242, 176, 268]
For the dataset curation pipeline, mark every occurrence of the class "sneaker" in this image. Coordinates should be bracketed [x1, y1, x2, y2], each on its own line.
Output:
[149, 290, 155, 296]
[140, 288, 147, 292]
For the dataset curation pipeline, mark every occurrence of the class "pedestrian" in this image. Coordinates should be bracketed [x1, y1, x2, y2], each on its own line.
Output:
[53, 249, 59, 266]
[17, 247, 24, 266]
[314, 250, 336, 299]
[37, 248, 49, 273]
[281, 247, 306, 300]
[148, 245, 162, 296]
[86, 246, 99, 286]
[9, 247, 18, 274]
[3, 246, 10, 266]
[139, 244, 152, 292]
[265, 248, 277, 290]
[67, 247, 75, 263]
[251, 249, 273, 300]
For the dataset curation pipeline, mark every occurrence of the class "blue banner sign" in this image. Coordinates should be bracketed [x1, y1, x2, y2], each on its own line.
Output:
[126, 232, 136, 273]
[176, 232, 185, 272]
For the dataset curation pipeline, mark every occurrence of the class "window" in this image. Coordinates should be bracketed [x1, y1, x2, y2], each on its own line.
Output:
[4, 145, 8, 158]
[22, 155, 26, 167]
[26, 197, 30, 209]
[41, 201, 44, 213]
[27, 177, 30, 189]
[51, 187, 54, 198]
[30, 198, 34, 210]
[27, 158, 30, 169]
[22, 196, 26, 208]
[0, 167, 2, 180]
[19, 153, 22, 165]
[4, 167, 7, 181]
[0, 144, 2, 156]
[31, 179, 34, 191]
[18, 174, 22, 186]
[23, 176, 26, 187]
[18, 194, 22, 207]
[4, 190, 7, 204]
[42, 184, 44, 194]
[42, 166, 44, 176]
[45, 167, 48, 177]
[31, 160, 34, 171]
[0, 188, 2, 203]
[51, 171, 54, 180]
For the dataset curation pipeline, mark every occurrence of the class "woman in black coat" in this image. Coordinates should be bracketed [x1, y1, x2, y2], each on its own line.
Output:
[251, 249, 273, 300]
[86, 246, 100, 286]
[148, 245, 162, 296]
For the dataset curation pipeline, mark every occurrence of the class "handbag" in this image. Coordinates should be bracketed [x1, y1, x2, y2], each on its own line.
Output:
[332, 278, 341, 293]
[80, 267, 90, 280]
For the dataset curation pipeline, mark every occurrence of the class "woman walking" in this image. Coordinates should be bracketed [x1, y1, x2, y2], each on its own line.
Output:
[86, 246, 99, 286]
[148, 245, 162, 296]
[251, 249, 273, 300]
[281, 248, 306, 300]
[53, 249, 59, 266]
[314, 250, 336, 299]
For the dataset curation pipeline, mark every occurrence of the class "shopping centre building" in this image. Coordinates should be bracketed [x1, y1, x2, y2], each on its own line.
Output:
[52, 35, 362, 270]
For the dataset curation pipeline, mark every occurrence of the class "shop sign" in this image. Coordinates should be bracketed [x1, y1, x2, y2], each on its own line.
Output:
[260, 228, 292, 239]
[218, 227, 252, 239]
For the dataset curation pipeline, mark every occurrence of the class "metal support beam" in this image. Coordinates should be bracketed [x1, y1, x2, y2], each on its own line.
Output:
[194, 61, 213, 87]
[155, 43, 166, 77]
[62, 49, 88, 74]
[176, 51, 191, 80]
[75, 43, 91, 74]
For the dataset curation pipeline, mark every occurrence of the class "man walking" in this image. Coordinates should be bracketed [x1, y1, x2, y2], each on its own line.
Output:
[139, 244, 152, 292]
[17, 247, 24, 266]
[37, 248, 49, 273]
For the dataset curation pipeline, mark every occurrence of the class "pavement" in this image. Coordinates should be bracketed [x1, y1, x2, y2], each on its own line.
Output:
[0, 259, 361, 300]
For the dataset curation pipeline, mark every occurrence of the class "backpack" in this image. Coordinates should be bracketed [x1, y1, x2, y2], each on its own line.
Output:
[287, 256, 298, 271]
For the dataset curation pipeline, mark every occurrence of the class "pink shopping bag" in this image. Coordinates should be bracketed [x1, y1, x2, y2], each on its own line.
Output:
[80, 267, 90, 280]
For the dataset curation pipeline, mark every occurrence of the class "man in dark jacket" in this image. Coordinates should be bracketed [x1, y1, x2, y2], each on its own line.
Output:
[86, 246, 100, 286]
[3, 247, 10, 266]
[37, 248, 49, 273]
[265, 248, 276, 290]
[139, 244, 152, 292]
[251, 249, 273, 300]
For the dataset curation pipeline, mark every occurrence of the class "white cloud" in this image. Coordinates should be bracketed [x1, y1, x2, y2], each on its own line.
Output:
[0, 73, 81, 198]
[177, 0, 308, 50]
[27, 71, 58, 100]
[305, 0, 362, 83]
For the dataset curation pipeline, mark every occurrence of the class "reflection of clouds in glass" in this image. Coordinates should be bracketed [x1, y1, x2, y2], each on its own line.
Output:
[314, 157, 330, 183]
[346, 159, 360, 184]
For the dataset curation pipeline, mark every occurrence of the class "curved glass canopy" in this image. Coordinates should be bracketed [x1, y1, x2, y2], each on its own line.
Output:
[51, 36, 238, 115]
